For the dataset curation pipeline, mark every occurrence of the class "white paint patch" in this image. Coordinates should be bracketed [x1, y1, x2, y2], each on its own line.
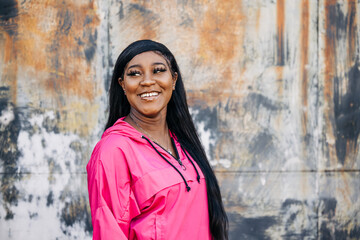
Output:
[0, 104, 15, 128]
[219, 158, 231, 169]
[189, 108, 217, 166]
[261, 175, 266, 186]
[282, 157, 302, 171]
[0, 111, 92, 240]
[18, 111, 82, 174]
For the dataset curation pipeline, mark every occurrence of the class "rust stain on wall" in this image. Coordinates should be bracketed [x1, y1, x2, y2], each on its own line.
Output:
[197, 0, 243, 64]
[276, 0, 286, 98]
[2, 34, 18, 104]
[1, 0, 18, 104]
[276, 0, 285, 66]
[324, 0, 360, 165]
[15, 1, 99, 101]
[127, 3, 159, 39]
[323, 0, 338, 164]
[346, 0, 357, 66]
[0, 0, 102, 136]
[255, 7, 261, 32]
[300, 0, 310, 137]
[190, 0, 245, 106]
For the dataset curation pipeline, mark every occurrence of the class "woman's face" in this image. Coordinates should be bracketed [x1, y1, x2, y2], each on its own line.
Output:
[119, 51, 177, 118]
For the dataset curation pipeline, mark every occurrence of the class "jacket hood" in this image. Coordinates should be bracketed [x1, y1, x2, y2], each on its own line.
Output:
[102, 117, 144, 143]
[100, 117, 200, 192]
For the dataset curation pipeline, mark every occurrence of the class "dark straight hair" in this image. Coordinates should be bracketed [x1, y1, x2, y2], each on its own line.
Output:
[105, 39, 228, 240]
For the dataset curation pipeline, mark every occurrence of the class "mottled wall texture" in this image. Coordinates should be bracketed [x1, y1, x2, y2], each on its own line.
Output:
[0, 0, 359, 239]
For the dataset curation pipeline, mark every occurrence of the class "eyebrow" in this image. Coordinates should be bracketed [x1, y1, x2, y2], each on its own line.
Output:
[127, 62, 166, 70]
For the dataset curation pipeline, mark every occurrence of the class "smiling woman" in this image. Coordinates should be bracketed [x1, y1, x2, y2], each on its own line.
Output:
[119, 51, 177, 119]
[86, 40, 228, 240]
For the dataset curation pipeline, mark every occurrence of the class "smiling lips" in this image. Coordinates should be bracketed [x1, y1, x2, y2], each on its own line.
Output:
[139, 91, 159, 99]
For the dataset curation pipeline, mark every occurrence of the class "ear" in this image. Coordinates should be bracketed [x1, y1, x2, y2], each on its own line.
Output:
[172, 72, 178, 90]
[118, 77, 124, 88]
[118, 77, 126, 94]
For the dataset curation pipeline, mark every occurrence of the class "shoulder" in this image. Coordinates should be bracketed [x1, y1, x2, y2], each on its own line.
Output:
[87, 134, 133, 172]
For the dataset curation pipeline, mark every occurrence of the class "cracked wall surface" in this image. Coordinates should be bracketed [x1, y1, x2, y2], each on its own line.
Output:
[0, 0, 359, 239]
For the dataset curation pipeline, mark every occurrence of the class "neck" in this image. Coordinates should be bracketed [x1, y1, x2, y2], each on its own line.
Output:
[127, 109, 168, 133]
[125, 109, 169, 139]
[126, 109, 176, 156]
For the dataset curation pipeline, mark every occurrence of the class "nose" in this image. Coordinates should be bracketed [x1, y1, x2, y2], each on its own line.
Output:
[140, 72, 155, 86]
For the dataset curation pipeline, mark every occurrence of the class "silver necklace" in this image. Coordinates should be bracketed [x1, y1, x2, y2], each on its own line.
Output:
[129, 114, 173, 155]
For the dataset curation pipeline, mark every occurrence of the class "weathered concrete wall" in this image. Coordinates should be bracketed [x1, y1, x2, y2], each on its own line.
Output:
[0, 0, 359, 239]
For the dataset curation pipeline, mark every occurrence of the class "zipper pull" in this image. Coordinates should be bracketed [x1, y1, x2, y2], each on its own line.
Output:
[178, 159, 187, 170]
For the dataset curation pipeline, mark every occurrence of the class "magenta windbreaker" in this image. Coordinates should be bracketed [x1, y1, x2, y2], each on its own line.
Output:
[86, 117, 211, 239]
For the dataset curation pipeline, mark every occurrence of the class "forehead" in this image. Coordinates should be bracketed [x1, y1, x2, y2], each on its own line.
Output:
[126, 51, 167, 67]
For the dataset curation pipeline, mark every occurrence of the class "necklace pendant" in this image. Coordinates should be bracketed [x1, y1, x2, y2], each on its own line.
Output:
[168, 150, 172, 155]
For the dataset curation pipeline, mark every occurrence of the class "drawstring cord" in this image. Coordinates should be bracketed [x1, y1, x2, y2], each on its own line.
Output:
[181, 146, 201, 183]
[142, 136, 191, 192]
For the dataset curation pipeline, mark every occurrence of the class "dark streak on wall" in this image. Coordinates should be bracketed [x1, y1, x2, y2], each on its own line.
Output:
[0, 88, 21, 220]
[317, 197, 360, 239]
[191, 105, 218, 160]
[228, 213, 277, 239]
[118, 1, 124, 20]
[249, 131, 279, 167]
[326, 1, 360, 164]
[46, 191, 54, 207]
[276, 0, 285, 66]
[334, 63, 360, 164]
[127, 3, 160, 39]
[84, 29, 97, 63]
[128, 3, 155, 17]
[0, 0, 18, 26]
[60, 195, 92, 234]
[280, 199, 316, 238]
[246, 92, 287, 112]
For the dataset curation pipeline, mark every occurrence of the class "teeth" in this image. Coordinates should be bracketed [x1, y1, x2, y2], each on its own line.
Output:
[141, 92, 159, 98]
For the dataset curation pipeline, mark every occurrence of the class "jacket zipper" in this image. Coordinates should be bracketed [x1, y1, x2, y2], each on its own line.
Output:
[154, 138, 187, 170]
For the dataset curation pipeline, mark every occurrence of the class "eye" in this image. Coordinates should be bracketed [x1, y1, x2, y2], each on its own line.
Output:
[127, 70, 141, 76]
[154, 67, 166, 74]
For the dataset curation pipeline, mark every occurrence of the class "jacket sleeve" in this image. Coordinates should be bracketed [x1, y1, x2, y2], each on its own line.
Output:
[87, 141, 140, 240]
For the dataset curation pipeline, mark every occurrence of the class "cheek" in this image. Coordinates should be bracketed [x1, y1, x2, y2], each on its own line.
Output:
[123, 80, 137, 91]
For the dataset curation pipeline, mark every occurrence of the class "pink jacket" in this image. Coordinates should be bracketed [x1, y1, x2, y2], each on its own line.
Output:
[87, 118, 211, 239]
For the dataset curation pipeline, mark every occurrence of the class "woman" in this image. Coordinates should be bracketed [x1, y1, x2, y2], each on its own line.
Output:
[87, 40, 228, 240]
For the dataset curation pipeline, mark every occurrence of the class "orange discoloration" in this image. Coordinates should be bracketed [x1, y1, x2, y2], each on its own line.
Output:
[187, 65, 237, 107]
[4, 34, 14, 63]
[300, 0, 309, 137]
[276, 0, 285, 65]
[191, 0, 245, 106]
[15, 0, 100, 101]
[275, 0, 285, 103]
[340, 171, 352, 207]
[347, 0, 357, 66]
[255, 7, 261, 32]
[323, 0, 337, 165]
[197, 0, 244, 64]
[141, 26, 157, 39]
[323, 0, 336, 103]
[2, 33, 18, 104]
[126, 1, 159, 40]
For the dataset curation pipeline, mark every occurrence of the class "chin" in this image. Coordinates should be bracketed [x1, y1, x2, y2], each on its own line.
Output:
[138, 107, 167, 118]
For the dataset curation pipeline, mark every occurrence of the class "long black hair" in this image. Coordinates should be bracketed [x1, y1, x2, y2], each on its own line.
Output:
[105, 39, 228, 240]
